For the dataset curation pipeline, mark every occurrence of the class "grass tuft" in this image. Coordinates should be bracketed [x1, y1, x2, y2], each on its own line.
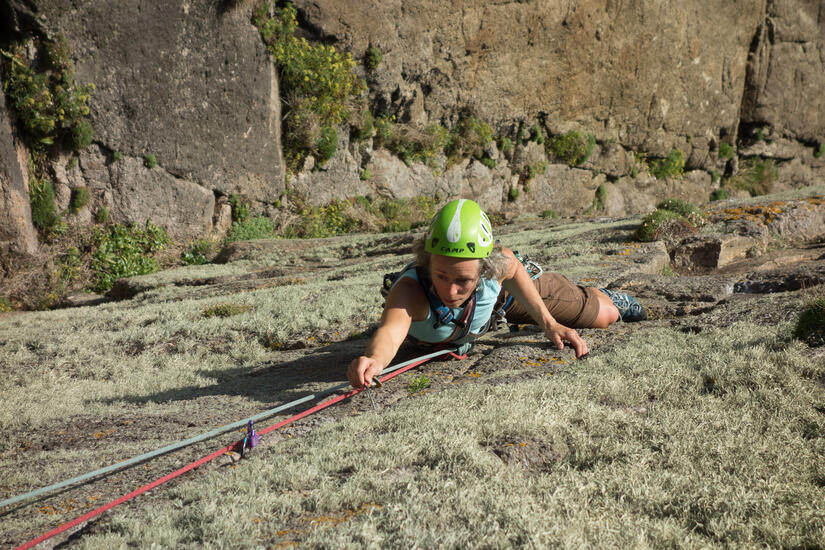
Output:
[794, 295, 825, 346]
[202, 303, 254, 318]
[656, 198, 704, 226]
[407, 374, 431, 393]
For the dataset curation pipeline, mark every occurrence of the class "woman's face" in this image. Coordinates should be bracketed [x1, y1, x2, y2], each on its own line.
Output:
[429, 254, 481, 308]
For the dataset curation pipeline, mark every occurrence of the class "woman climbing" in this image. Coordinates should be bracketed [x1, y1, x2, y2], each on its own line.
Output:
[347, 198, 645, 389]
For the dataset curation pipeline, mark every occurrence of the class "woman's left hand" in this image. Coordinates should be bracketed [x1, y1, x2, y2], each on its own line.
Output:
[545, 321, 589, 359]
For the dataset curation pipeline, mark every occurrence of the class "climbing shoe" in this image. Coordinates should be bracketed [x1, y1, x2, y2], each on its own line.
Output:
[599, 288, 647, 322]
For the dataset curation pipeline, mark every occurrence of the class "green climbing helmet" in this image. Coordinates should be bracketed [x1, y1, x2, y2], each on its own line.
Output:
[425, 199, 494, 258]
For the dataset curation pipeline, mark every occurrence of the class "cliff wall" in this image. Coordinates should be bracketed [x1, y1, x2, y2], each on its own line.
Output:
[1, 0, 823, 257]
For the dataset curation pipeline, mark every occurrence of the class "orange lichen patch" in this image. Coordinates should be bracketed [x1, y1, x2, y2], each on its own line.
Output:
[94, 428, 116, 439]
[304, 503, 382, 529]
[520, 356, 549, 367]
[466, 371, 481, 378]
[805, 196, 825, 206]
[550, 357, 567, 365]
[712, 200, 790, 225]
[38, 498, 78, 515]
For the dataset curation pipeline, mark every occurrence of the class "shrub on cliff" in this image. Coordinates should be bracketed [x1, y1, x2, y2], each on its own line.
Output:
[225, 216, 275, 243]
[728, 158, 777, 197]
[649, 149, 685, 179]
[0, 35, 95, 152]
[29, 178, 58, 231]
[446, 115, 494, 164]
[547, 130, 595, 167]
[254, 2, 365, 171]
[373, 116, 451, 168]
[91, 221, 170, 292]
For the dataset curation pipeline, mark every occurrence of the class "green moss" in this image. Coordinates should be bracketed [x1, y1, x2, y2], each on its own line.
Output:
[813, 143, 824, 159]
[480, 156, 496, 169]
[144, 154, 157, 169]
[364, 46, 382, 70]
[719, 142, 735, 160]
[547, 130, 595, 167]
[354, 111, 374, 141]
[69, 186, 90, 213]
[529, 124, 544, 144]
[649, 149, 685, 179]
[360, 168, 371, 181]
[526, 161, 547, 181]
[540, 209, 559, 219]
[508, 187, 520, 202]
[793, 296, 825, 346]
[0, 297, 12, 312]
[112, 151, 123, 162]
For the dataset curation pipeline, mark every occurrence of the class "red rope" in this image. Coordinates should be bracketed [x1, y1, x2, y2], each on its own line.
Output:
[15, 355, 438, 550]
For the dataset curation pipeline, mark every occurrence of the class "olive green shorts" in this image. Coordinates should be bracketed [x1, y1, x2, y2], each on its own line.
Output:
[497, 273, 601, 328]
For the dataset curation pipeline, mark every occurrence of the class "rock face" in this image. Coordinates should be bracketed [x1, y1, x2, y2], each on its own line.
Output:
[0, 88, 37, 258]
[296, 0, 761, 151]
[285, 0, 824, 212]
[2, 0, 284, 241]
[741, 0, 825, 142]
[1, 0, 823, 246]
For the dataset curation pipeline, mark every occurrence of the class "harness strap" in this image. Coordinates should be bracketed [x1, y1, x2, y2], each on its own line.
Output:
[414, 265, 480, 345]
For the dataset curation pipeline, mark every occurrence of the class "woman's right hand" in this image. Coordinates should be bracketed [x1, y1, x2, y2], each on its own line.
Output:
[347, 356, 383, 389]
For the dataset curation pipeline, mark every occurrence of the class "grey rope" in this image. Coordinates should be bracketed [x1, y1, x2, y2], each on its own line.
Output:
[0, 347, 455, 509]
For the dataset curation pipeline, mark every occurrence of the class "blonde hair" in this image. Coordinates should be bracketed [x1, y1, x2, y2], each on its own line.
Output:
[412, 237, 510, 281]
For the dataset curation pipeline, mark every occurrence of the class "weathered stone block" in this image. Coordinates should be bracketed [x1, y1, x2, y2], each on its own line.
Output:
[24, 0, 284, 204]
[671, 234, 764, 271]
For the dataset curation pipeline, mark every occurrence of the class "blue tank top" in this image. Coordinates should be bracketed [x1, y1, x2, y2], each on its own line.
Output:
[397, 267, 501, 344]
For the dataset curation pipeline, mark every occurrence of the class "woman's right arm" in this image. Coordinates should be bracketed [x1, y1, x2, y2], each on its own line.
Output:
[347, 277, 425, 388]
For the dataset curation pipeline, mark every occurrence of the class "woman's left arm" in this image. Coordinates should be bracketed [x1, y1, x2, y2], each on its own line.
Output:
[499, 247, 589, 358]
